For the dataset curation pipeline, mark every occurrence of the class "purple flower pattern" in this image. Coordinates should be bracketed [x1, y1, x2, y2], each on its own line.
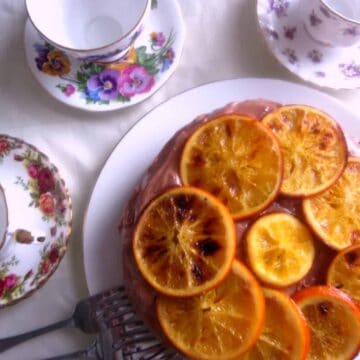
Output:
[284, 26, 296, 40]
[269, 0, 290, 17]
[282, 48, 298, 64]
[265, 26, 279, 40]
[343, 27, 360, 36]
[310, 10, 322, 26]
[150, 32, 166, 47]
[33, 31, 176, 105]
[34, 43, 50, 71]
[161, 48, 175, 72]
[315, 71, 326, 78]
[308, 50, 323, 63]
[87, 70, 121, 101]
[339, 62, 360, 78]
[259, 0, 360, 88]
[118, 65, 155, 97]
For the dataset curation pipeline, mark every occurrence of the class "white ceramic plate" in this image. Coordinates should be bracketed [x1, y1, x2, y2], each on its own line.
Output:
[83, 77, 360, 295]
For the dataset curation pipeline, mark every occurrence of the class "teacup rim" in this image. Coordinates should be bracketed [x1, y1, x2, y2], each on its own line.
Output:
[0, 183, 9, 250]
[320, 0, 360, 25]
[25, 0, 150, 53]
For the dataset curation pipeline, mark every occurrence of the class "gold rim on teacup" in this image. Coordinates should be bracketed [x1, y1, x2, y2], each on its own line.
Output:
[25, 0, 151, 62]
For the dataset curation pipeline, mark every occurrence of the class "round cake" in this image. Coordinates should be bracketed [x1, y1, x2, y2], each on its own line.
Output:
[119, 99, 360, 359]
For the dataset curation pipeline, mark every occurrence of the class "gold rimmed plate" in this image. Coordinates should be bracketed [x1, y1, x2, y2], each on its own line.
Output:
[0, 134, 72, 307]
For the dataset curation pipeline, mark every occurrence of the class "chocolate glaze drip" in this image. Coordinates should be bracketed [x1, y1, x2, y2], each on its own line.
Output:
[119, 99, 359, 336]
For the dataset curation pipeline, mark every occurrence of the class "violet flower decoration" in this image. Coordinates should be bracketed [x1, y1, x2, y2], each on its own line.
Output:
[151, 32, 166, 47]
[34, 43, 50, 71]
[269, 0, 290, 17]
[118, 64, 155, 97]
[86, 69, 121, 101]
[310, 10, 322, 26]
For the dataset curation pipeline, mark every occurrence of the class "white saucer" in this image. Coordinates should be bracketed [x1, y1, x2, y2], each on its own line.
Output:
[0, 135, 72, 307]
[24, 0, 185, 111]
[257, 0, 360, 90]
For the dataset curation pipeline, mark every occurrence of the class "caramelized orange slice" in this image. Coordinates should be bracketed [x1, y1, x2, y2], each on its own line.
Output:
[180, 114, 283, 220]
[262, 105, 347, 197]
[246, 213, 315, 287]
[133, 186, 236, 297]
[157, 260, 265, 360]
[303, 157, 360, 250]
[242, 288, 310, 360]
[327, 244, 360, 305]
[293, 286, 360, 360]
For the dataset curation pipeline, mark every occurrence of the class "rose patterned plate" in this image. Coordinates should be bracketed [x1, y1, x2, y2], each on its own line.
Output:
[257, 0, 360, 90]
[23, 0, 185, 111]
[0, 135, 72, 307]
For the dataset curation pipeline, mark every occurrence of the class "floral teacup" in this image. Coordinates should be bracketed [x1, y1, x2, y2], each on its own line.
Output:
[26, 0, 151, 62]
[303, 0, 360, 47]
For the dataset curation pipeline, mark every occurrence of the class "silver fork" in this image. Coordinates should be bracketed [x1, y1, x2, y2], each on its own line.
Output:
[41, 290, 181, 360]
[0, 286, 130, 353]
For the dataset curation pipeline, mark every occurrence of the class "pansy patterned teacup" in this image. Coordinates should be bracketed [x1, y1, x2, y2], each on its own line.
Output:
[303, 0, 360, 47]
[26, 0, 151, 63]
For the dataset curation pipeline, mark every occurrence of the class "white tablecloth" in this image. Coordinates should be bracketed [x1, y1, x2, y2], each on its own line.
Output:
[0, 0, 360, 359]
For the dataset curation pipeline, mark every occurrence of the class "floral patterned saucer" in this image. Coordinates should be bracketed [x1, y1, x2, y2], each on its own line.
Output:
[24, 0, 185, 111]
[0, 135, 71, 307]
[257, 0, 360, 90]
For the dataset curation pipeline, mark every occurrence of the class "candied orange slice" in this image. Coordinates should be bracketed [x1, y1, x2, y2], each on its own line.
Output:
[327, 244, 360, 305]
[241, 288, 310, 360]
[157, 260, 265, 360]
[246, 213, 315, 287]
[262, 105, 347, 197]
[133, 186, 236, 297]
[180, 114, 283, 220]
[293, 286, 360, 360]
[303, 157, 360, 250]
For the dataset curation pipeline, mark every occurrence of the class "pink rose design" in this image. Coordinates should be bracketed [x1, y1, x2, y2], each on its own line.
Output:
[4, 274, 18, 290]
[0, 279, 5, 297]
[28, 163, 40, 178]
[118, 65, 155, 97]
[49, 247, 59, 264]
[37, 167, 55, 194]
[0, 138, 9, 153]
[40, 260, 51, 275]
[39, 193, 55, 215]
